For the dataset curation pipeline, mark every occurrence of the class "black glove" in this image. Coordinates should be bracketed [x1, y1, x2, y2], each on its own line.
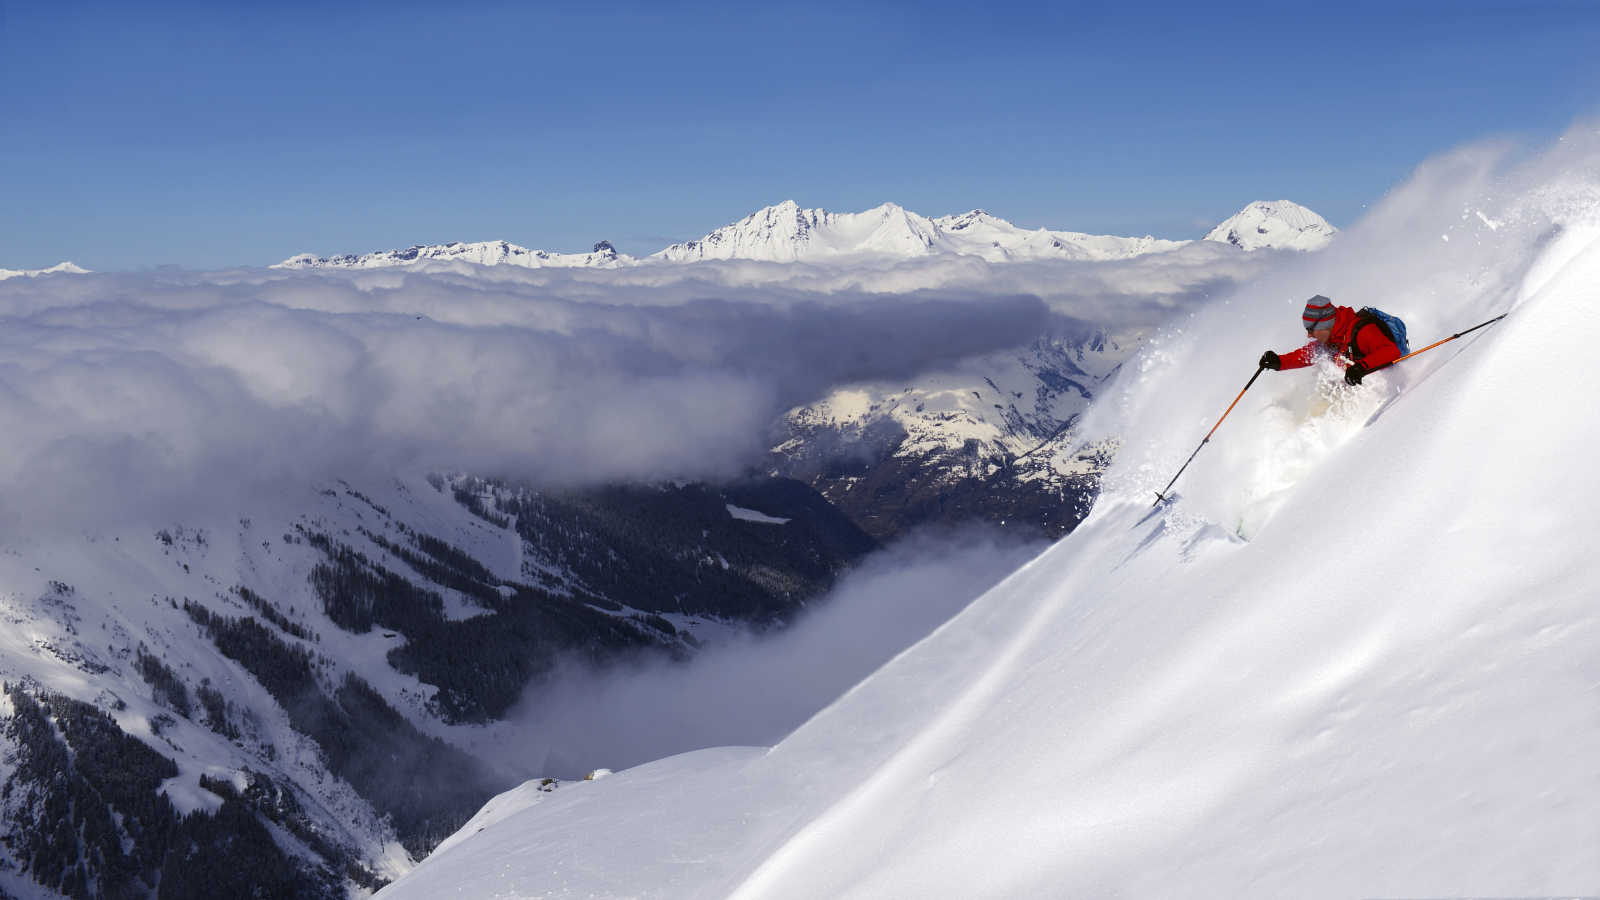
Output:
[1259, 351, 1281, 371]
[1344, 363, 1368, 386]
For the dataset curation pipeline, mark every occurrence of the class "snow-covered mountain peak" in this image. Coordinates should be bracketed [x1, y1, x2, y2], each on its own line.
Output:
[1203, 199, 1338, 251]
[272, 240, 635, 270]
[0, 261, 90, 280]
[269, 199, 1338, 272]
[930, 209, 996, 232]
[651, 201, 933, 264]
[653, 202, 1187, 264]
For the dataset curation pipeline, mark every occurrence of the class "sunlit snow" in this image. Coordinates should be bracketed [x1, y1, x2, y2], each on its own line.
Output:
[379, 130, 1600, 900]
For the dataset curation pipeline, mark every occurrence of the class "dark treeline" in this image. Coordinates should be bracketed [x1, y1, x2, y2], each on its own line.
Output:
[305, 531, 444, 636]
[160, 799, 328, 900]
[0, 684, 338, 899]
[307, 530, 660, 723]
[181, 603, 496, 857]
[387, 584, 660, 723]
[133, 645, 190, 719]
[199, 768, 388, 892]
[297, 475, 879, 725]
[363, 527, 502, 608]
[450, 482, 509, 527]
[491, 476, 880, 623]
[408, 528, 499, 585]
[238, 585, 316, 641]
[193, 680, 240, 741]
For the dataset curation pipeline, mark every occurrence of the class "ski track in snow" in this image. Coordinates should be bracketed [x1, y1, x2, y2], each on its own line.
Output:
[378, 132, 1600, 899]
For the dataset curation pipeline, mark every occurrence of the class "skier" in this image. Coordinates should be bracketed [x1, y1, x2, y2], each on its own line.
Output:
[1258, 295, 1403, 385]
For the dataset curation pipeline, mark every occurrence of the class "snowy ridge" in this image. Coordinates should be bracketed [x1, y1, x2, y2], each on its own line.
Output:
[779, 332, 1127, 464]
[0, 261, 90, 280]
[378, 146, 1600, 899]
[769, 332, 1131, 540]
[1202, 199, 1337, 251]
[0, 469, 872, 897]
[0, 475, 508, 894]
[652, 201, 1185, 263]
[272, 200, 1327, 270]
[273, 240, 633, 270]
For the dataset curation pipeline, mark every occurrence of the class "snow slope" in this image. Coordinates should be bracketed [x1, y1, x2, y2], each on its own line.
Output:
[379, 138, 1600, 899]
[0, 474, 508, 894]
[1203, 199, 1337, 250]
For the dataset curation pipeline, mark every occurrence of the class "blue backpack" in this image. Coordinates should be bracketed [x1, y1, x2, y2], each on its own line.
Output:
[1352, 307, 1410, 358]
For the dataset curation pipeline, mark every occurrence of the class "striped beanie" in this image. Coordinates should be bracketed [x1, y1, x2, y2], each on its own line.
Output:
[1302, 295, 1337, 332]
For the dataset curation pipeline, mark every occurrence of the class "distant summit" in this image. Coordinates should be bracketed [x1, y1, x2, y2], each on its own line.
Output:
[0, 261, 90, 280]
[274, 240, 632, 270]
[1202, 199, 1338, 251]
[274, 200, 1335, 270]
[650, 200, 1184, 264]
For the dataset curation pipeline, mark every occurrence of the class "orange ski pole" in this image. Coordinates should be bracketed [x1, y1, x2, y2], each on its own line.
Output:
[1153, 362, 1266, 506]
[1382, 313, 1507, 367]
[1151, 313, 1506, 508]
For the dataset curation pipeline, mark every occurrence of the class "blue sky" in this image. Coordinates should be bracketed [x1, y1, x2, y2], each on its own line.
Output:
[4, 0, 1599, 270]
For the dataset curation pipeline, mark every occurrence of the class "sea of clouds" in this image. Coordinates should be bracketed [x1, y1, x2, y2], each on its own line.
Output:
[483, 523, 1051, 779]
[0, 242, 1268, 536]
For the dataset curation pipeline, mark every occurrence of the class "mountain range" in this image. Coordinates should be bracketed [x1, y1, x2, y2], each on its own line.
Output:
[0, 199, 1333, 281]
[274, 199, 1336, 269]
[266, 199, 1335, 547]
[0, 473, 875, 898]
[275, 241, 629, 271]
[0, 262, 90, 280]
[770, 333, 1128, 541]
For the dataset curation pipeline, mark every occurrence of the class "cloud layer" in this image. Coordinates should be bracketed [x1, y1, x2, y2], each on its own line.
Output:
[480, 524, 1051, 780]
[0, 247, 1269, 533]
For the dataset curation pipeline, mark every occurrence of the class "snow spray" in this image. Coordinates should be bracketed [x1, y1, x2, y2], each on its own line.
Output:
[1152, 362, 1268, 506]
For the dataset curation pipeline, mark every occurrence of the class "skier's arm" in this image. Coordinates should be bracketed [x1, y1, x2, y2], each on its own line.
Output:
[1276, 341, 1318, 370]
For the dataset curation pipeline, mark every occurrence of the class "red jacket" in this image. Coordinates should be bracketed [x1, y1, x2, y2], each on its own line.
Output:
[1279, 306, 1402, 372]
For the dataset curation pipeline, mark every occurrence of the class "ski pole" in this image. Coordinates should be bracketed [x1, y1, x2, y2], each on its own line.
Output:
[1382, 313, 1507, 368]
[1149, 313, 1505, 508]
[1152, 363, 1266, 506]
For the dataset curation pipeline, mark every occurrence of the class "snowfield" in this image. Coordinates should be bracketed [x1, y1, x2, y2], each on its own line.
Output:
[379, 137, 1600, 899]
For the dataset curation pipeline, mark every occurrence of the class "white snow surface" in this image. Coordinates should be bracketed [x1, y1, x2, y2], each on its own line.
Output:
[0, 261, 90, 280]
[724, 504, 789, 525]
[1202, 199, 1338, 251]
[379, 136, 1600, 899]
[273, 199, 1328, 271]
